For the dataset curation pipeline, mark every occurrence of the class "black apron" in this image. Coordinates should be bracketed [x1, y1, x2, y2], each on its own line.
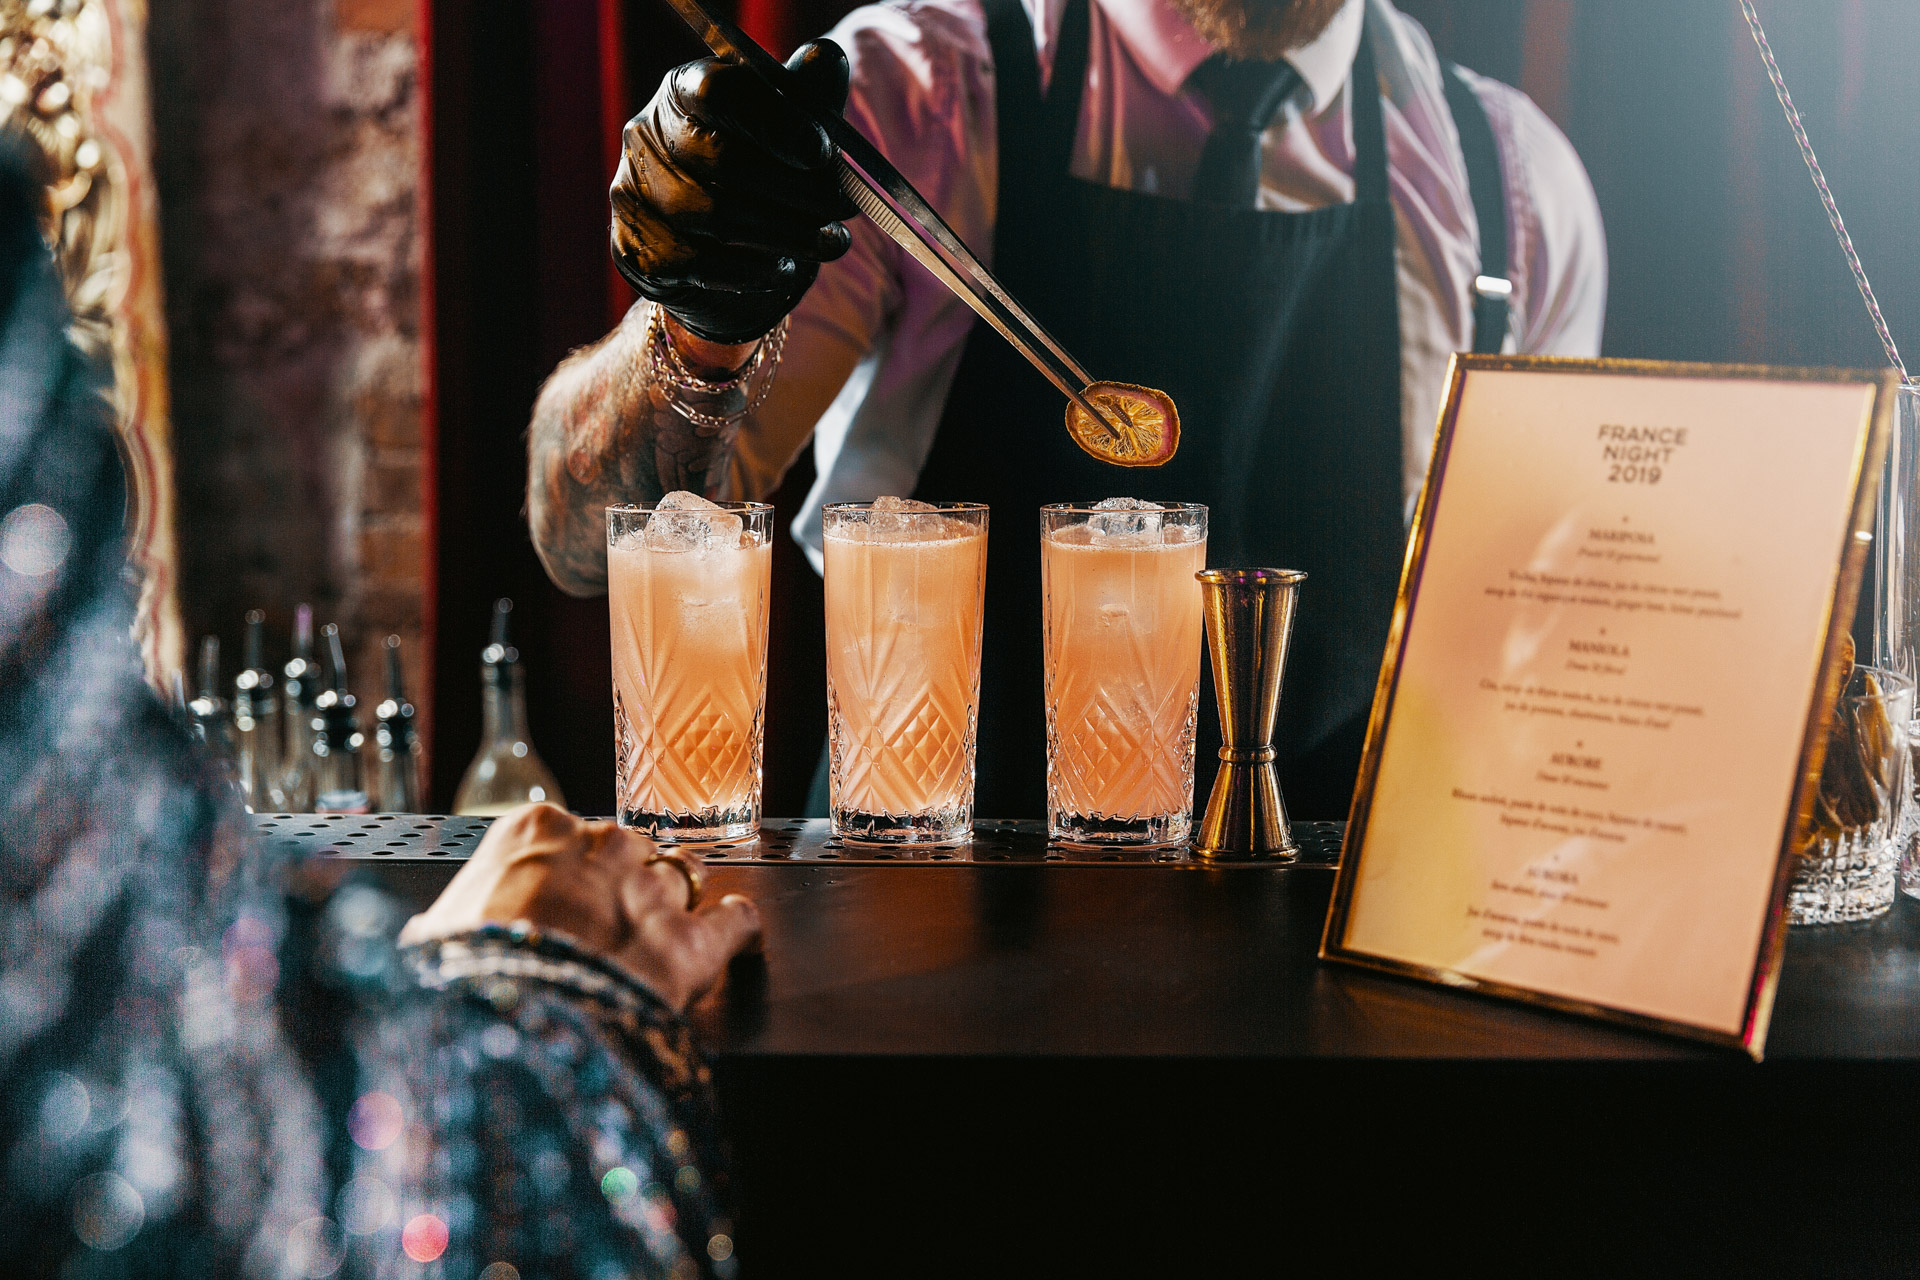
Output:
[909, 0, 1404, 820]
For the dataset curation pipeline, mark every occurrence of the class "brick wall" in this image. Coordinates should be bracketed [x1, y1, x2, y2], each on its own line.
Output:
[149, 0, 430, 755]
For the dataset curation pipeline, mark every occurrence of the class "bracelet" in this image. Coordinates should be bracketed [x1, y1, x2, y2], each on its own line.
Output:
[405, 921, 672, 1021]
[405, 923, 712, 1095]
[645, 305, 790, 432]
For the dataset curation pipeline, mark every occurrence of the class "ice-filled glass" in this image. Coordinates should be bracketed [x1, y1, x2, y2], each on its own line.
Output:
[823, 500, 988, 843]
[607, 496, 773, 842]
[1794, 664, 1913, 924]
[1042, 501, 1207, 845]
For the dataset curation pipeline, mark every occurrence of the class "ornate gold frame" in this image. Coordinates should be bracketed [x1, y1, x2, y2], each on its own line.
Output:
[1, 0, 184, 678]
[1319, 354, 1899, 1060]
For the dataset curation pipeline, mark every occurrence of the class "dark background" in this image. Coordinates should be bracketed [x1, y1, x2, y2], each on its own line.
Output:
[423, 0, 1920, 813]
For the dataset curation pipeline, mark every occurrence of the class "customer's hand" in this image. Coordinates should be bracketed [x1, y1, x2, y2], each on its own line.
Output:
[611, 38, 858, 346]
[399, 803, 760, 1010]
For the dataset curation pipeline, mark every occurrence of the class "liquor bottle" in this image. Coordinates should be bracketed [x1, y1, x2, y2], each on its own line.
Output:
[233, 610, 286, 812]
[370, 634, 423, 812]
[188, 635, 238, 769]
[454, 598, 565, 815]
[311, 623, 370, 815]
[281, 605, 321, 811]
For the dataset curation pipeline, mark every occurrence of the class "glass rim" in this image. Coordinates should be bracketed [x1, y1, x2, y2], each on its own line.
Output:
[822, 500, 988, 513]
[606, 500, 773, 516]
[1040, 501, 1207, 515]
[1841, 663, 1915, 702]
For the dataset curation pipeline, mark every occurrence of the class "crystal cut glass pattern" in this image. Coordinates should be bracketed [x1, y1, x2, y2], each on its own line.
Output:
[1047, 686, 1198, 823]
[1042, 503, 1207, 846]
[607, 502, 773, 842]
[1793, 666, 1912, 924]
[823, 503, 987, 844]
[1796, 826, 1902, 924]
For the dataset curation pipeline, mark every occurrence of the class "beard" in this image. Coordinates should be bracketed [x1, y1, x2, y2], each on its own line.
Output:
[1167, 0, 1349, 60]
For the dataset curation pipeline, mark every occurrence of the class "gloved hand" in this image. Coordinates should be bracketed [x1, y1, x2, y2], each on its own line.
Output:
[612, 39, 859, 346]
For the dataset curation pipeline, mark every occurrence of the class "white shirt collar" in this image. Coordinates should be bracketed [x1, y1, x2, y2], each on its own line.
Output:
[1087, 0, 1364, 114]
[1284, 0, 1364, 112]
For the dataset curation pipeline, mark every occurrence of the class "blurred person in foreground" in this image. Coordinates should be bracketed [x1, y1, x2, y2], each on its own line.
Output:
[527, 0, 1606, 820]
[0, 143, 759, 1277]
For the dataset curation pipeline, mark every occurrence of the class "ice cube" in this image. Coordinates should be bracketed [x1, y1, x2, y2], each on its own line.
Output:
[868, 494, 946, 541]
[1090, 497, 1163, 543]
[644, 491, 743, 551]
[642, 510, 700, 552]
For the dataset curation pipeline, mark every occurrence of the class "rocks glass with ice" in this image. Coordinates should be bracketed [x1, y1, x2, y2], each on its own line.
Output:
[822, 498, 988, 844]
[1042, 500, 1207, 846]
[606, 494, 773, 842]
[1792, 664, 1913, 924]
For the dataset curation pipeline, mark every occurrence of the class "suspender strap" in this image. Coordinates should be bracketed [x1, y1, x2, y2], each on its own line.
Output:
[1441, 62, 1510, 354]
[1039, 0, 1092, 177]
[983, 0, 1048, 203]
[1348, 13, 1388, 206]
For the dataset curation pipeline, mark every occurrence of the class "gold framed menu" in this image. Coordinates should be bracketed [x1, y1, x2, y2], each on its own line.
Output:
[1321, 356, 1897, 1058]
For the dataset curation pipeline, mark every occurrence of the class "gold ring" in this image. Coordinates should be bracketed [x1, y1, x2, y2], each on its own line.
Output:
[645, 850, 704, 910]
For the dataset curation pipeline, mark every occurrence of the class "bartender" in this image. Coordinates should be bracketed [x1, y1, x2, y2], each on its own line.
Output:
[527, 0, 1607, 818]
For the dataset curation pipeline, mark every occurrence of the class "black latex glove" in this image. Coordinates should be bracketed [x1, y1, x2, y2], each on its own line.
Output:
[612, 39, 859, 346]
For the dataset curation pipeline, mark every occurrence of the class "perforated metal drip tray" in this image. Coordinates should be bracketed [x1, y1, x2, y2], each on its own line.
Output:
[255, 814, 1344, 868]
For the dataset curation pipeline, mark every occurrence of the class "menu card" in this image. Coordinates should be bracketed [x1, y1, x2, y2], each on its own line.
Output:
[1322, 357, 1894, 1055]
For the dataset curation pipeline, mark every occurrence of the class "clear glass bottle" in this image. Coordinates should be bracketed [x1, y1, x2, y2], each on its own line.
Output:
[280, 605, 321, 812]
[370, 634, 423, 813]
[454, 598, 565, 816]
[233, 609, 286, 812]
[311, 623, 370, 815]
[188, 635, 238, 771]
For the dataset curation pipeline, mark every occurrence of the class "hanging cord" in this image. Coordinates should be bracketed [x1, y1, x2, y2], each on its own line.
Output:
[1739, 1, 1909, 382]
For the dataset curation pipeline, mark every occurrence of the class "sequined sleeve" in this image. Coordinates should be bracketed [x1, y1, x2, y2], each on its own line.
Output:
[0, 129, 746, 1278]
[329, 926, 743, 1280]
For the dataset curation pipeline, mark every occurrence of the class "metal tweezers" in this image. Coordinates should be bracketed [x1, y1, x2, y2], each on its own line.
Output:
[655, 0, 1123, 436]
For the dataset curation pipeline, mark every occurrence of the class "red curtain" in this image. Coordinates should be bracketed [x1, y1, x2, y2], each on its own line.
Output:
[736, 0, 803, 55]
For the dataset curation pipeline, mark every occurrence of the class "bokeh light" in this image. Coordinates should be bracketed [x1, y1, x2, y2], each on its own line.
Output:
[340, 1175, 397, 1235]
[346, 1091, 404, 1151]
[0, 502, 71, 576]
[38, 1072, 90, 1145]
[284, 1215, 344, 1279]
[400, 1213, 448, 1262]
[600, 1166, 639, 1203]
[72, 1172, 144, 1251]
[479, 1023, 520, 1059]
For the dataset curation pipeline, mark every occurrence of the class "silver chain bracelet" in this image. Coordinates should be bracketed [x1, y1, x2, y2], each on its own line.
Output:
[644, 305, 791, 433]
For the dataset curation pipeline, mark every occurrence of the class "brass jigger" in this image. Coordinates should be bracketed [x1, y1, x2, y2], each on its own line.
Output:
[1194, 568, 1306, 860]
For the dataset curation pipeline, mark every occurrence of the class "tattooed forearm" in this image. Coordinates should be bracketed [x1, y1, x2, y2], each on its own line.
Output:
[527, 301, 759, 596]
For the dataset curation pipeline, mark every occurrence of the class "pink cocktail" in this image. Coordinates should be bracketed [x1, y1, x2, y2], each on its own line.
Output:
[823, 500, 988, 844]
[607, 497, 773, 841]
[1042, 501, 1207, 845]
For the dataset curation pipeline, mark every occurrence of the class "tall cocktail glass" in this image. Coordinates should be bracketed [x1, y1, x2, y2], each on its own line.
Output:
[823, 500, 988, 844]
[1871, 384, 1920, 898]
[1042, 501, 1207, 846]
[607, 498, 773, 842]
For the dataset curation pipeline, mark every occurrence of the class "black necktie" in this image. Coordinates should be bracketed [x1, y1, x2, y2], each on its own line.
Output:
[1189, 54, 1302, 207]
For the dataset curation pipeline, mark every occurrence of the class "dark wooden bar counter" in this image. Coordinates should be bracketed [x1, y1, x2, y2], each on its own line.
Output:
[270, 816, 1920, 1276]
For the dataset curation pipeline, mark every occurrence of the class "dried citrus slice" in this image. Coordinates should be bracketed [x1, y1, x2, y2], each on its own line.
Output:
[1065, 382, 1180, 467]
